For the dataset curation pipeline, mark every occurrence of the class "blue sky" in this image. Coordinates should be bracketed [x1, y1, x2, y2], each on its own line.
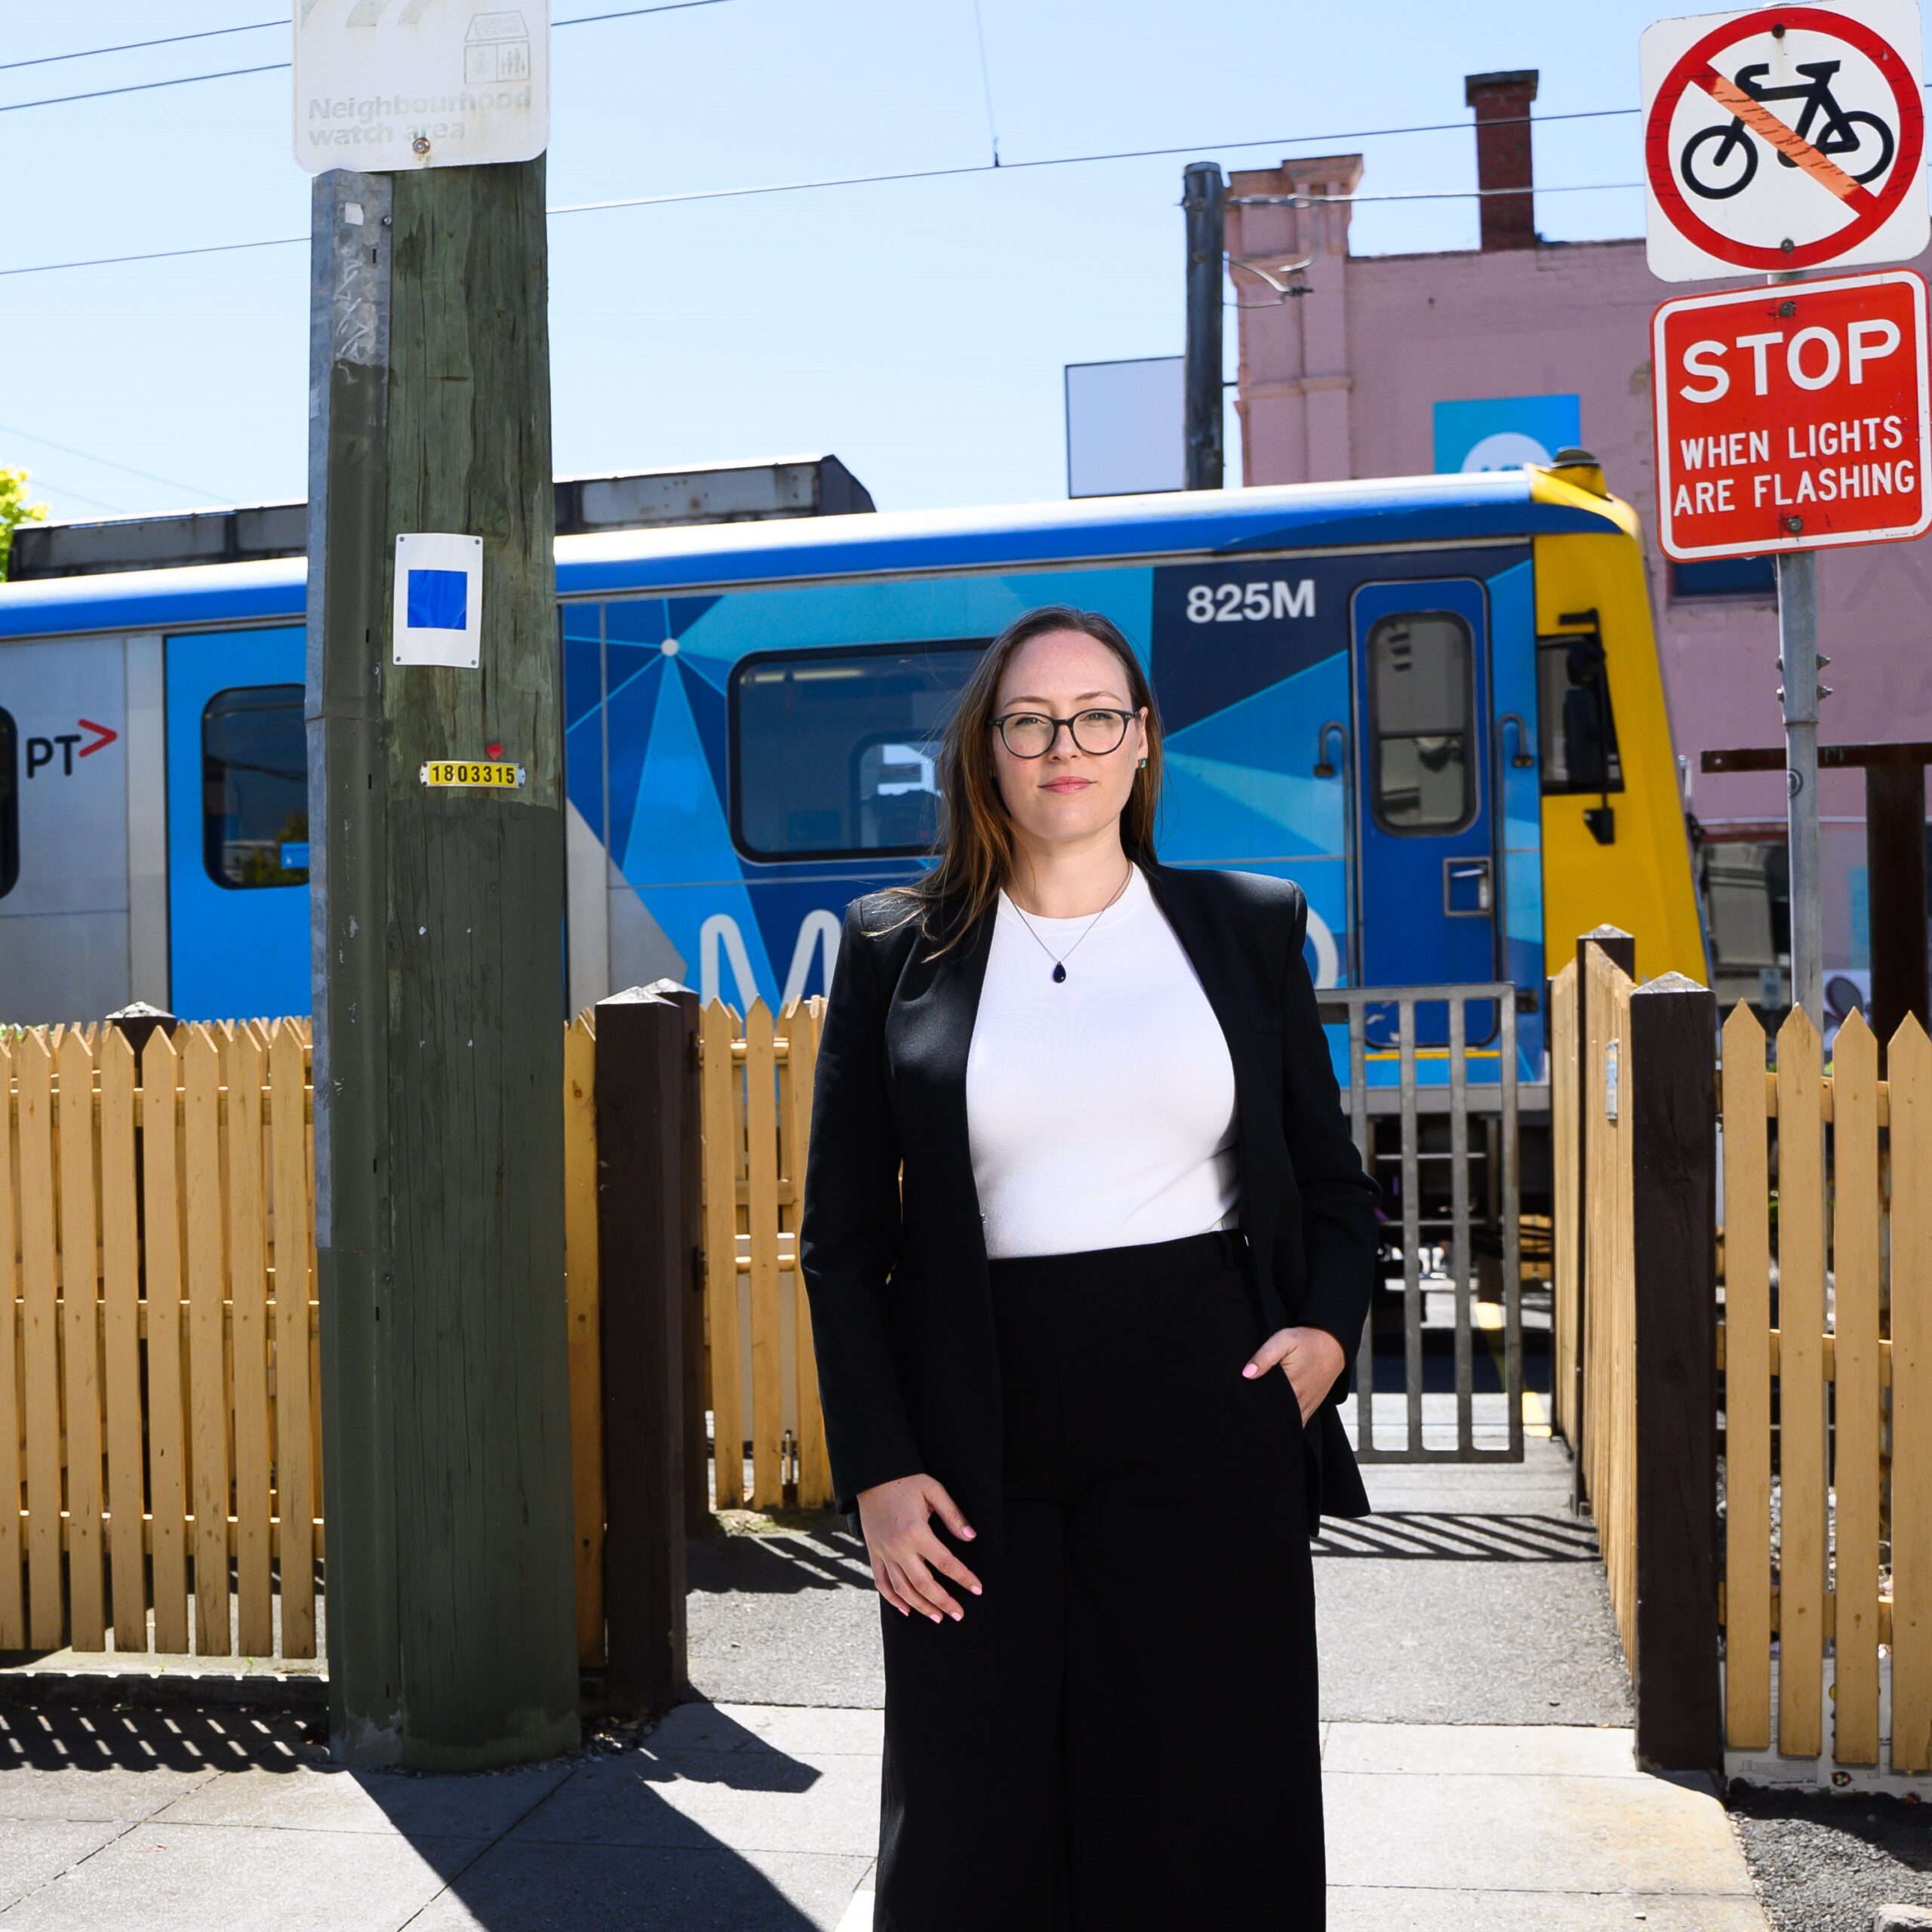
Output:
[4, 2, 1683, 523]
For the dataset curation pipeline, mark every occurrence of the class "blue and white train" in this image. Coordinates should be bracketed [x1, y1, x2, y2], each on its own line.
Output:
[0, 459, 1706, 1091]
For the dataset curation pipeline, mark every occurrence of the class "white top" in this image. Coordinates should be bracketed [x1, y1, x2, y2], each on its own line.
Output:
[964, 864, 1240, 1261]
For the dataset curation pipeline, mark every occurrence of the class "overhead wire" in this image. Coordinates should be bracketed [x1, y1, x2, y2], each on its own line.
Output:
[0, 63, 291, 115]
[14, 8, 1932, 115]
[35, 65, 1921, 283]
[0, 421, 229, 500]
[10, 475, 128, 514]
[0, 20, 283, 73]
[2, 105, 1662, 281]
[0, 0, 736, 107]
[969, 0, 1001, 168]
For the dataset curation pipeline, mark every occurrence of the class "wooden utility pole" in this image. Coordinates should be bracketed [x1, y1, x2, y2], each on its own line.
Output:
[307, 158, 580, 1770]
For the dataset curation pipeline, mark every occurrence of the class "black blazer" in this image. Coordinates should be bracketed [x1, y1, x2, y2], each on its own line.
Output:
[798, 860, 1383, 1552]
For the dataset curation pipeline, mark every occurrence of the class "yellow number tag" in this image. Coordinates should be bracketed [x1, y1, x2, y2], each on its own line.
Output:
[420, 761, 525, 789]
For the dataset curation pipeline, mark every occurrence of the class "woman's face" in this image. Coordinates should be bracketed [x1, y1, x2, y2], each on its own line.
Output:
[990, 629, 1149, 854]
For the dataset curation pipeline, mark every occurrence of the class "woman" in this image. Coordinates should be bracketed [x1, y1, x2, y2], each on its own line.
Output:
[799, 605, 1380, 1930]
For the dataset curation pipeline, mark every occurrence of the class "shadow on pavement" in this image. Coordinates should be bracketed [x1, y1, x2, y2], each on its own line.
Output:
[336, 1703, 857, 1931]
[1313, 1510, 1601, 1560]
[0, 1699, 855, 1930]
[688, 1522, 872, 1596]
[0, 1698, 318, 1774]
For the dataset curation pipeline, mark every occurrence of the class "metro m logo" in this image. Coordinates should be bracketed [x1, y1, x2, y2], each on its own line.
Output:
[699, 910, 844, 1008]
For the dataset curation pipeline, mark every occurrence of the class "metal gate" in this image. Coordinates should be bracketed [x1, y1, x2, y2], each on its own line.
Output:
[1319, 983, 1528, 1463]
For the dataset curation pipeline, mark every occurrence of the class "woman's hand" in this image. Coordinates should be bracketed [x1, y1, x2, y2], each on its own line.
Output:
[1242, 1324, 1346, 1424]
[855, 1474, 983, 1623]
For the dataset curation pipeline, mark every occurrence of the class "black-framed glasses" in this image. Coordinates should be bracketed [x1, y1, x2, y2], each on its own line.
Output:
[992, 708, 1136, 758]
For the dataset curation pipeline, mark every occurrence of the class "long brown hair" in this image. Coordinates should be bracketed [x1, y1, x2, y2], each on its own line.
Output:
[883, 605, 1163, 951]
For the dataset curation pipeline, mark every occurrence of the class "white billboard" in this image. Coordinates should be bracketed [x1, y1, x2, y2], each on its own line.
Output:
[1065, 357, 1184, 497]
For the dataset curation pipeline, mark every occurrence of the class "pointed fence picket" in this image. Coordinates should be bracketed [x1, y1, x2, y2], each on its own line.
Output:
[1579, 944, 1637, 1667]
[697, 999, 832, 1512]
[0, 1019, 321, 1660]
[562, 1008, 604, 1668]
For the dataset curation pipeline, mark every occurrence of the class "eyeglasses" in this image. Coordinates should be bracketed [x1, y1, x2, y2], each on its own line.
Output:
[991, 708, 1137, 758]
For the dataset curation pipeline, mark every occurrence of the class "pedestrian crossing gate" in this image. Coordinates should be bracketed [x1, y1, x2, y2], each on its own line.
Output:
[1318, 984, 1528, 1465]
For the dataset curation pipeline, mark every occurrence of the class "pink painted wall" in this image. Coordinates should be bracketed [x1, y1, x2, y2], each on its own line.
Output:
[1228, 154, 1932, 971]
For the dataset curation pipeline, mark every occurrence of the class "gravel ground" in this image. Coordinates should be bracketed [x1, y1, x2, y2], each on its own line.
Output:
[686, 1513, 884, 1708]
[1727, 1783, 1932, 1932]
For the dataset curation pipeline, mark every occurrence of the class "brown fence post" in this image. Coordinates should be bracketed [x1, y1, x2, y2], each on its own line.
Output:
[593, 983, 699, 1715]
[1627, 970, 1722, 1777]
[641, 980, 711, 1540]
[104, 1001, 179, 1058]
[1574, 925, 1635, 1513]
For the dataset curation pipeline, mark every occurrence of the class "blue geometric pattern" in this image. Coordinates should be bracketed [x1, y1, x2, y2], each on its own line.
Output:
[554, 540, 1546, 1085]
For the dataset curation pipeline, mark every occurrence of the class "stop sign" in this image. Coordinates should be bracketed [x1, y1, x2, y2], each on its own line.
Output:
[1651, 267, 1932, 558]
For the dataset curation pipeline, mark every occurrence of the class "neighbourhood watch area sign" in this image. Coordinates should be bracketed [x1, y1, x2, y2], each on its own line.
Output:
[294, 0, 550, 175]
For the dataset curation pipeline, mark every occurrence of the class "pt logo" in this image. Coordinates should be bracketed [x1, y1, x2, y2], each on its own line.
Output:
[26, 718, 118, 777]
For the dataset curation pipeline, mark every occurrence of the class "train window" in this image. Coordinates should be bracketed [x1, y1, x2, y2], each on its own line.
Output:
[0, 707, 16, 900]
[731, 643, 984, 859]
[1366, 611, 1475, 833]
[202, 685, 309, 889]
[1534, 634, 1624, 795]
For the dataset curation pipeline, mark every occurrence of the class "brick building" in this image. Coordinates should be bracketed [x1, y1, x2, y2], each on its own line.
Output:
[1226, 69, 1932, 998]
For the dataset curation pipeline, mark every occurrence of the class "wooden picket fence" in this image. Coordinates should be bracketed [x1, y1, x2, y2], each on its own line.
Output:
[0, 1020, 320, 1660]
[2, 996, 835, 1669]
[1557, 949, 1640, 1666]
[698, 999, 832, 1512]
[1720, 1000, 1932, 1775]
[1549, 964, 1582, 1454]
[1555, 937, 1932, 1779]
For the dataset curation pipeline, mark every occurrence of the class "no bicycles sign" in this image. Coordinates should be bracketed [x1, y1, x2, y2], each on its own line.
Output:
[1641, 2, 1928, 281]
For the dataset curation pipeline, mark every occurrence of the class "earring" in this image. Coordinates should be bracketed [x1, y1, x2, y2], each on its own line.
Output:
[1137, 757, 1148, 769]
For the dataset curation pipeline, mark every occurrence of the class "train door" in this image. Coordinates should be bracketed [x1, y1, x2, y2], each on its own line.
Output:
[165, 628, 310, 1020]
[1349, 580, 1499, 1041]
[0, 635, 131, 1023]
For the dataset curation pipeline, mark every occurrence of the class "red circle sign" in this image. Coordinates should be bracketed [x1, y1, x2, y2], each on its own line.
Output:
[1645, 6, 1924, 270]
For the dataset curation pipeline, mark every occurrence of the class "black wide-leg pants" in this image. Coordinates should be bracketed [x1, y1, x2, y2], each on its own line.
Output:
[873, 1230, 1324, 1932]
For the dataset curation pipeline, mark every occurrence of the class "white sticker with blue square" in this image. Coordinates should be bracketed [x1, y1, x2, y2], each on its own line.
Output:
[393, 532, 483, 669]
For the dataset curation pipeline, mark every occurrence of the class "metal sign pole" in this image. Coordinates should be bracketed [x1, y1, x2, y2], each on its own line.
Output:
[1770, 260, 1826, 1030]
[1775, 546, 1825, 1027]
[1642, 5, 1930, 1033]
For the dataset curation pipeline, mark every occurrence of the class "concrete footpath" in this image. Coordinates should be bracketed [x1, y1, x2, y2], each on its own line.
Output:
[0, 1438, 1770, 1930]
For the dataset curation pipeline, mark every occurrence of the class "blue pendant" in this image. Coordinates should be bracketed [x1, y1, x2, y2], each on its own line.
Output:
[1051, 963, 1067, 983]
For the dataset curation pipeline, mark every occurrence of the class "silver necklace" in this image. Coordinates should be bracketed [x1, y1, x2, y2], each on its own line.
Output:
[1006, 864, 1134, 983]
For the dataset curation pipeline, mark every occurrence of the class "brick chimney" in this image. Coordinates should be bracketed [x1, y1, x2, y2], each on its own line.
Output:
[1464, 69, 1539, 251]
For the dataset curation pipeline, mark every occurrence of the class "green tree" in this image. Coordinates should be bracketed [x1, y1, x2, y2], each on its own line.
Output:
[0, 467, 49, 581]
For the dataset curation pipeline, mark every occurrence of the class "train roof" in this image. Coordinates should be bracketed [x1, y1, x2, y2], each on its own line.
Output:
[0, 467, 1631, 643]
